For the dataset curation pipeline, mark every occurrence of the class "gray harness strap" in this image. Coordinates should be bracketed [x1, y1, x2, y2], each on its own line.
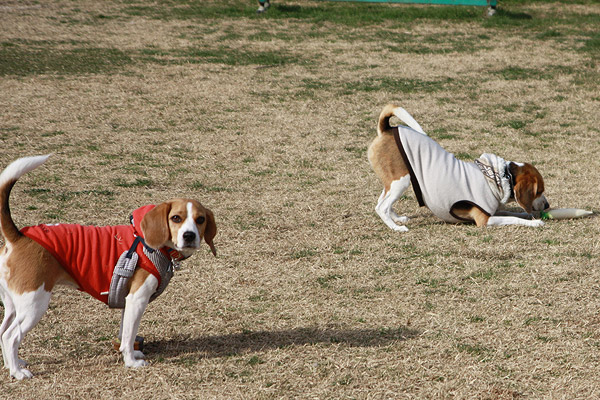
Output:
[107, 236, 174, 309]
[108, 236, 142, 309]
[143, 245, 174, 303]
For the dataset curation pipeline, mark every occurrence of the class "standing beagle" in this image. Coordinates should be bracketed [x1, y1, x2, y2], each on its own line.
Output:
[0, 155, 217, 379]
[368, 104, 549, 231]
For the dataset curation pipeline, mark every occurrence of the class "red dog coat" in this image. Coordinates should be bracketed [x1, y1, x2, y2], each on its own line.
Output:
[21, 205, 162, 304]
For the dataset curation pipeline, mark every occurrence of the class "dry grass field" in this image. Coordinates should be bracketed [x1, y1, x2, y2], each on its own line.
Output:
[1, 0, 599, 398]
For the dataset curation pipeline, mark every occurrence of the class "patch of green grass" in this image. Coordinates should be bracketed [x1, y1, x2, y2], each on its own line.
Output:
[24, 188, 51, 197]
[247, 355, 265, 366]
[496, 66, 540, 81]
[536, 335, 553, 343]
[524, 316, 541, 326]
[431, 128, 456, 140]
[580, 32, 600, 59]
[499, 119, 528, 130]
[292, 249, 317, 259]
[249, 169, 276, 177]
[301, 78, 332, 91]
[482, 8, 534, 28]
[125, 1, 484, 25]
[386, 32, 489, 55]
[464, 268, 497, 282]
[456, 342, 491, 359]
[0, 42, 132, 76]
[343, 77, 454, 95]
[416, 277, 445, 288]
[495, 64, 580, 83]
[113, 178, 153, 188]
[190, 182, 233, 192]
[343, 146, 365, 158]
[44, 211, 64, 220]
[455, 152, 475, 161]
[41, 130, 65, 138]
[336, 375, 353, 386]
[317, 273, 343, 288]
[140, 46, 301, 67]
[536, 29, 564, 40]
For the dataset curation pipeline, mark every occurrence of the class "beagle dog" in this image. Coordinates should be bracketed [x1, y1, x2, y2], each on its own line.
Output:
[0, 155, 217, 380]
[368, 104, 549, 232]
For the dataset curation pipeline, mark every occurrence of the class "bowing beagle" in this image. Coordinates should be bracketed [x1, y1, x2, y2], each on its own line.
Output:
[368, 104, 549, 231]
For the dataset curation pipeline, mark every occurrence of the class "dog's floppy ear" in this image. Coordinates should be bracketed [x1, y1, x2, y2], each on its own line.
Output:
[141, 202, 172, 249]
[203, 207, 217, 256]
[515, 179, 537, 214]
[510, 163, 536, 214]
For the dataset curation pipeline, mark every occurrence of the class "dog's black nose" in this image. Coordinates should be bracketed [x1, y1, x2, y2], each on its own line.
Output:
[183, 231, 196, 242]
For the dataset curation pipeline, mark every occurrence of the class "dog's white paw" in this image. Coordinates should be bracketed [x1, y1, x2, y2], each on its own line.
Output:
[392, 225, 409, 232]
[530, 219, 545, 227]
[133, 350, 145, 360]
[11, 367, 33, 380]
[125, 358, 149, 368]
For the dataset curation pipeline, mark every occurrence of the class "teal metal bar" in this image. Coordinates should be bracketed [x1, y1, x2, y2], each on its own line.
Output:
[327, 0, 497, 6]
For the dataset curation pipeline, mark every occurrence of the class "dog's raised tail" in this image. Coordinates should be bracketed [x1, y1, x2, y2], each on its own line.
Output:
[377, 104, 426, 136]
[0, 154, 51, 243]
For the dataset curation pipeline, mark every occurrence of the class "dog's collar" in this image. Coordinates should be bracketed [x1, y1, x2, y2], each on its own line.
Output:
[475, 153, 513, 204]
[160, 247, 189, 263]
[138, 237, 190, 264]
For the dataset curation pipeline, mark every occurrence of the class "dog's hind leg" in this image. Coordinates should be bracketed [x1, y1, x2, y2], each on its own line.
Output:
[2, 286, 51, 380]
[0, 286, 16, 369]
[376, 175, 410, 232]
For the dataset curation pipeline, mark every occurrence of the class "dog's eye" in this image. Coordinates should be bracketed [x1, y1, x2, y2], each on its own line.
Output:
[196, 216, 206, 224]
[170, 215, 182, 223]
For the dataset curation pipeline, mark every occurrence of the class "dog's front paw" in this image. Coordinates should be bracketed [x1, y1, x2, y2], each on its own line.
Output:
[133, 350, 145, 360]
[392, 225, 409, 232]
[125, 358, 149, 368]
[530, 219, 545, 227]
[11, 367, 33, 380]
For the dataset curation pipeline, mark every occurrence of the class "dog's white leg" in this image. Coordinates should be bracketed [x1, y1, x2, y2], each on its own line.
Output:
[118, 309, 144, 360]
[0, 295, 27, 370]
[376, 175, 410, 232]
[378, 189, 406, 224]
[118, 309, 124, 341]
[2, 286, 51, 380]
[0, 285, 16, 369]
[0, 260, 28, 370]
[487, 216, 545, 227]
[120, 275, 158, 368]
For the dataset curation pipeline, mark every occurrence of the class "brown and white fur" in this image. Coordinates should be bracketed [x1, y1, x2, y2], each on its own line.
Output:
[0, 155, 216, 379]
[368, 104, 549, 231]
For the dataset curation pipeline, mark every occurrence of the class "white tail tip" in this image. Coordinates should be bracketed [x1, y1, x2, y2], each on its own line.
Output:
[393, 107, 426, 135]
[0, 154, 52, 185]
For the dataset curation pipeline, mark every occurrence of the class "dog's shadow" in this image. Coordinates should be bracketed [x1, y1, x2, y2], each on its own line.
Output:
[145, 325, 419, 360]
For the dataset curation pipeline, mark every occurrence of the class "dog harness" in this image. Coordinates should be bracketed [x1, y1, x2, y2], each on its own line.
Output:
[394, 127, 509, 223]
[21, 205, 176, 308]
